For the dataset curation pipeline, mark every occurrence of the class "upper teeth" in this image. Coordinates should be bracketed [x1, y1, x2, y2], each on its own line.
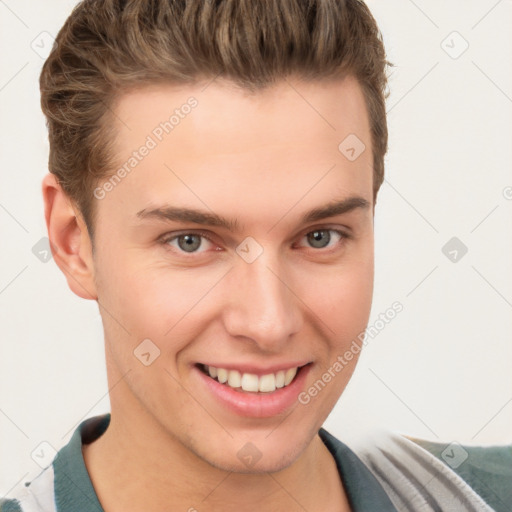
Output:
[206, 365, 298, 393]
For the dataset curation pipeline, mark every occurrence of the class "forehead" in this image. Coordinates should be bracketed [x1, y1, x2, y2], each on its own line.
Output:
[112, 76, 370, 153]
[99, 77, 373, 226]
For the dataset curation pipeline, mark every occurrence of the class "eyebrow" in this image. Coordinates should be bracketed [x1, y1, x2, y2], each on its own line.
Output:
[135, 196, 370, 231]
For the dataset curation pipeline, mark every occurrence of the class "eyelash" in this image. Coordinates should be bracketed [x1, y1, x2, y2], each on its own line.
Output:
[159, 228, 351, 256]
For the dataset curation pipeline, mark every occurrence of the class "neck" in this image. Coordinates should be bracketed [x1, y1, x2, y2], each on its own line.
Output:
[82, 411, 350, 512]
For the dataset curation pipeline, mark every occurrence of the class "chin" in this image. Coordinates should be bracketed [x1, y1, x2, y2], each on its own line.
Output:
[190, 429, 311, 476]
[205, 449, 300, 475]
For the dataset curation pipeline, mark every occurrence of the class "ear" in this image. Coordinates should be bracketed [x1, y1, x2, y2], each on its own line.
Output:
[42, 173, 98, 300]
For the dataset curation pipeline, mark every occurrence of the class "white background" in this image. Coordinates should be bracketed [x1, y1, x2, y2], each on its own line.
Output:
[1, 0, 511, 497]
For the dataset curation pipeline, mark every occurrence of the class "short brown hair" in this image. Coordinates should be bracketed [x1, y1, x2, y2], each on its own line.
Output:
[40, 0, 389, 239]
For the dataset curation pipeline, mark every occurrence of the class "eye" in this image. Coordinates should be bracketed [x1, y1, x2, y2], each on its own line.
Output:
[161, 232, 215, 254]
[298, 229, 348, 250]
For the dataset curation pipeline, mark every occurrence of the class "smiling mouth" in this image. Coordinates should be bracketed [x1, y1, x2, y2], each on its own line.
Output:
[196, 363, 309, 393]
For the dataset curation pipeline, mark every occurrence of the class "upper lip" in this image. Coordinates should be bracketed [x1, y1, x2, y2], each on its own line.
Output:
[196, 361, 311, 376]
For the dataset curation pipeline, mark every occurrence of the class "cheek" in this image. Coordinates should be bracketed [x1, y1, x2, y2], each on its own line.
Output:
[100, 253, 229, 344]
[300, 256, 373, 412]
[299, 252, 374, 338]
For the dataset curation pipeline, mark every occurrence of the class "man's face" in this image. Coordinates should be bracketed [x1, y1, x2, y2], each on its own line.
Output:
[91, 76, 374, 472]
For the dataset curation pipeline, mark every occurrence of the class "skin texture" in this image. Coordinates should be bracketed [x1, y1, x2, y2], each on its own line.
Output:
[43, 76, 375, 512]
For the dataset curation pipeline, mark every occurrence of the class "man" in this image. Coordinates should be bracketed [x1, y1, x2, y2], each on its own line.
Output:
[1, 0, 509, 511]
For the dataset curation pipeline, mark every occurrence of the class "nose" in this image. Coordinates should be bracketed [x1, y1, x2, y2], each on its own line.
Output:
[222, 251, 303, 352]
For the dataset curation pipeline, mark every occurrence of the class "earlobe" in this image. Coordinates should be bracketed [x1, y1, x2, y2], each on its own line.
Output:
[42, 173, 98, 301]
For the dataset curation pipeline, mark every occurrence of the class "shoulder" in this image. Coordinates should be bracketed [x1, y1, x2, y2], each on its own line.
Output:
[409, 437, 512, 512]
[0, 498, 23, 512]
[0, 414, 111, 512]
[0, 464, 56, 512]
[348, 430, 511, 512]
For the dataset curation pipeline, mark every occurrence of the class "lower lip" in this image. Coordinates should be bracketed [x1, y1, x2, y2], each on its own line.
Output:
[193, 364, 312, 418]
